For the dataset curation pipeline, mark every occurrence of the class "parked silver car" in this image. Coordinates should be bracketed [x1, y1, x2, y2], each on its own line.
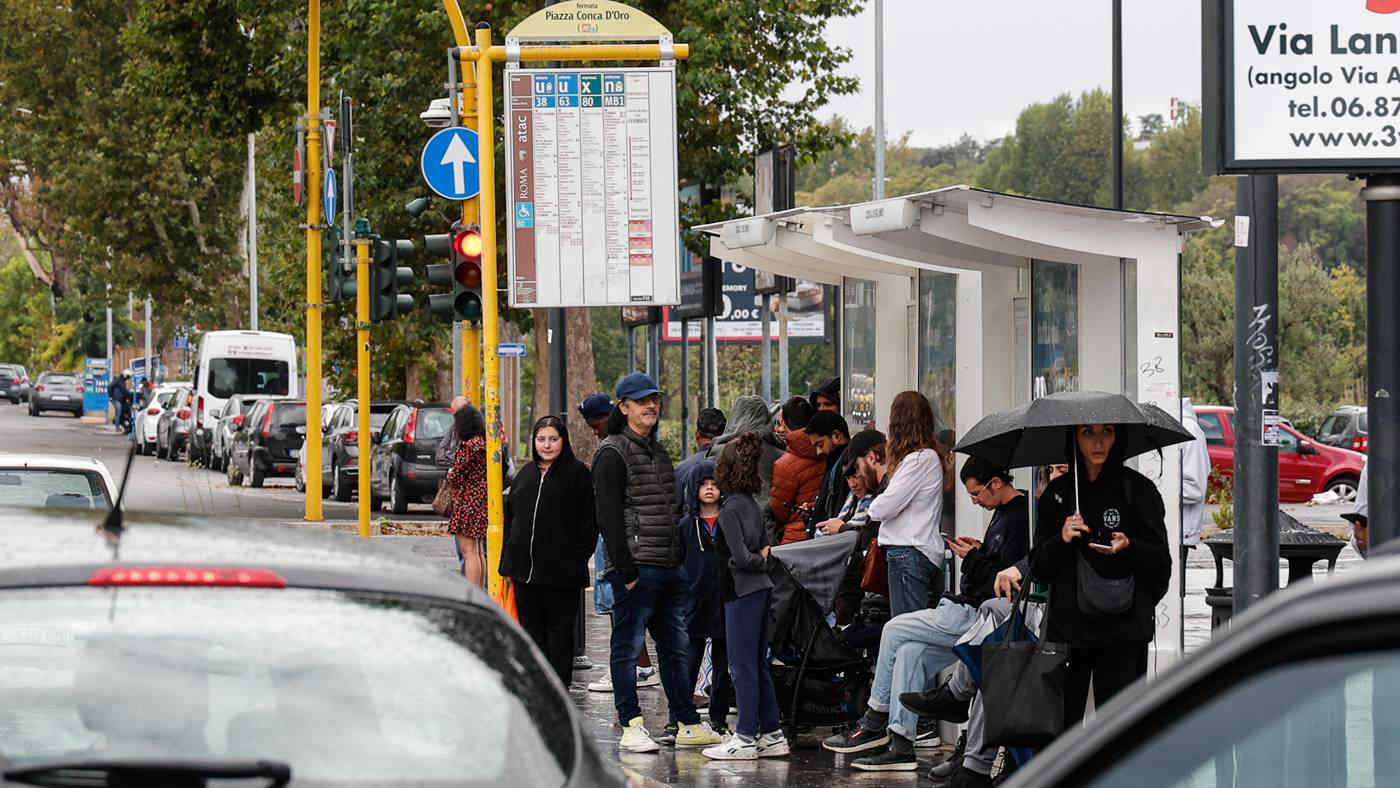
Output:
[155, 386, 196, 461]
[28, 371, 84, 417]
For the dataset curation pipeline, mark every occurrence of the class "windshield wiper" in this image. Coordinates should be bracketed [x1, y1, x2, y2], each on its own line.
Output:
[3, 758, 291, 788]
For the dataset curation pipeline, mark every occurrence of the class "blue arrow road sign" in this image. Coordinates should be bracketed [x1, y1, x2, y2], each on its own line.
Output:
[323, 169, 338, 224]
[421, 127, 480, 201]
[497, 342, 528, 358]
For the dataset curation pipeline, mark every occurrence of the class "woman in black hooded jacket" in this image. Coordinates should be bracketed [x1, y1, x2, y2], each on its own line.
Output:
[1031, 423, 1172, 729]
[501, 415, 598, 686]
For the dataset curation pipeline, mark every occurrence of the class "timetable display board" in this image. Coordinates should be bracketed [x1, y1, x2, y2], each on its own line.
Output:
[506, 67, 681, 307]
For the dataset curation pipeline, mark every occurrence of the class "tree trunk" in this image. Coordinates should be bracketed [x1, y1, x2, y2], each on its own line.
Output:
[566, 308, 599, 463]
[532, 308, 551, 432]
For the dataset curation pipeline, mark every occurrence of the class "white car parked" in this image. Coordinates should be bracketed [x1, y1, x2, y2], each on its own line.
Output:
[0, 454, 116, 509]
[133, 382, 190, 456]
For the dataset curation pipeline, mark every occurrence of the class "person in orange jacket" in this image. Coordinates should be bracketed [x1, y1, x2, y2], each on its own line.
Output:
[769, 396, 826, 544]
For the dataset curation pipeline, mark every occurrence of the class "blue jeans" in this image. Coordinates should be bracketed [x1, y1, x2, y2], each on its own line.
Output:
[609, 565, 699, 726]
[884, 545, 941, 617]
[867, 599, 979, 739]
[725, 588, 780, 737]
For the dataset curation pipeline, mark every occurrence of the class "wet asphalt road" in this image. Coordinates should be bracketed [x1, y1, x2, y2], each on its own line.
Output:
[6, 403, 1365, 786]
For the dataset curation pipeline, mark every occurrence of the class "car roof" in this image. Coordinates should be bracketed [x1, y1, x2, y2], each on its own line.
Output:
[0, 455, 116, 495]
[1005, 553, 1400, 787]
[0, 509, 484, 604]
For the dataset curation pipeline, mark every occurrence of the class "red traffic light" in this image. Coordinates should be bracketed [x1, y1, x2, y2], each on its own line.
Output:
[455, 260, 482, 289]
[453, 229, 483, 260]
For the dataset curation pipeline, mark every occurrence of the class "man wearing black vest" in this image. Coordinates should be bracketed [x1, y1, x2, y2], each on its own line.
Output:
[594, 372, 722, 753]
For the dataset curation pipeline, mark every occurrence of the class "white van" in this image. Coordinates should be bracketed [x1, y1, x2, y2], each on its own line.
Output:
[190, 331, 299, 466]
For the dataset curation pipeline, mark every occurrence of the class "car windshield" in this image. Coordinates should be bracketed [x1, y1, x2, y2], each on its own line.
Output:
[43, 375, 78, 386]
[0, 587, 572, 785]
[370, 412, 392, 432]
[207, 358, 290, 399]
[0, 469, 110, 509]
[156, 392, 175, 408]
[1360, 411, 1369, 433]
[1320, 415, 1348, 437]
[416, 409, 453, 441]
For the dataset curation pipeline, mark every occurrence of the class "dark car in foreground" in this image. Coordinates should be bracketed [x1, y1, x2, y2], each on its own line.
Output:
[27, 372, 83, 417]
[0, 511, 625, 787]
[370, 402, 452, 514]
[227, 399, 307, 488]
[1004, 550, 1400, 788]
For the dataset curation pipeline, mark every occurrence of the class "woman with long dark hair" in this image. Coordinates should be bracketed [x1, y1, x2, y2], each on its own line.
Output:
[867, 391, 945, 616]
[501, 415, 598, 686]
[446, 404, 488, 586]
[1031, 424, 1172, 726]
[703, 432, 789, 760]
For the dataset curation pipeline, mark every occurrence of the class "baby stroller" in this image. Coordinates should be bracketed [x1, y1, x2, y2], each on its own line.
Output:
[766, 531, 878, 733]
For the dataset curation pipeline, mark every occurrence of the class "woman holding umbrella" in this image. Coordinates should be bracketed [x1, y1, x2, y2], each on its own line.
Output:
[955, 391, 1189, 731]
[1032, 422, 1172, 727]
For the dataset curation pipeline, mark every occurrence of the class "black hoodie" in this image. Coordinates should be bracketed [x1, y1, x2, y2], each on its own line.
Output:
[1031, 463, 1172, 644]
[500, 456, 598, 588]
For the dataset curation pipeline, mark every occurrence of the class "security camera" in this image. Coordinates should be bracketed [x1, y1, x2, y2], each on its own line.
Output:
[420, 97, 453, 129]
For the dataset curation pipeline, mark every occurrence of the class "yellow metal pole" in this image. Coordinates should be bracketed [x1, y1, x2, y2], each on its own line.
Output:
[304, 0, 324, 522]
[476, 24, 505, 598]
[355, 238, 372, 539]
[464, 325, 481, 403]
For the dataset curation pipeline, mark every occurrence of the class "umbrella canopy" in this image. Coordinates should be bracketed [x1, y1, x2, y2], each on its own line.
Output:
[953, 390, 1195, 469]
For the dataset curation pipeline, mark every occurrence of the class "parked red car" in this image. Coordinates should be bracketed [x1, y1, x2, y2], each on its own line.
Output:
[1194, 405, 1365, 503]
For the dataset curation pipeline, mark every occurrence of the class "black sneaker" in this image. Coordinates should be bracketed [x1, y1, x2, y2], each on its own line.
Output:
[851, 747, 919, 771]
[929, 731, 967, 780]
[900, 683, 971, 723]
[821, 726, 890, 754]
[656, 722, 678, 745]
[914, 716, 941, 748]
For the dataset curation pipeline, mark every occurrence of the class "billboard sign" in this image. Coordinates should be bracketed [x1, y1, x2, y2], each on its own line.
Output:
[1205, 0, 1400, 173]
[661, 262, 827, 343]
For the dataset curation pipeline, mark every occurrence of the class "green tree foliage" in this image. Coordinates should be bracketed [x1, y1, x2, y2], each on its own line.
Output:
[795, 117, 984, 206]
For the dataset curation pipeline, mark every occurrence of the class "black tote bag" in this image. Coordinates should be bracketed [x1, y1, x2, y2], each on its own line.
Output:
[982, 580, 1070, 748]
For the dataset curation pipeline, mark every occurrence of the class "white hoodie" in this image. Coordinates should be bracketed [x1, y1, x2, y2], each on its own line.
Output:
[1180, 398, 1211, 546]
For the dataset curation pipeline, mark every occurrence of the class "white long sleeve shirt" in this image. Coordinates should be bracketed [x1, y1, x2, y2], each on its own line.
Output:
[1180, 400, 1211, 547]
[867, 448, 944, 567]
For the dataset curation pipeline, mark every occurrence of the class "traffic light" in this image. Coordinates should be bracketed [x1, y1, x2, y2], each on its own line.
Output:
[369, 235, 417, 323]
[324, 226, 355, 303]
[426, 222, 483, 324]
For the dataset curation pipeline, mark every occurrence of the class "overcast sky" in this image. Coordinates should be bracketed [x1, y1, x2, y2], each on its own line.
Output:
[810, 2, 1202, 149]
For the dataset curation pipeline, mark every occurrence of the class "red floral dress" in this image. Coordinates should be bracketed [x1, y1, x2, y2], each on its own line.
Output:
[446, 435, 488, 539]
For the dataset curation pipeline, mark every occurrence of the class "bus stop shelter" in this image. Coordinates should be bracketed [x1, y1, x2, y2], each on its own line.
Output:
[697, 184, 1218, 669]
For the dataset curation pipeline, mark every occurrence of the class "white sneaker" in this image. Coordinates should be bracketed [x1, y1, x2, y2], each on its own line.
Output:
[702, 733, 759, 760]
[620, 716, 661, 753]
[636, 666, 660, 687]
[587, 674, 613, 692]
[756, 730, 790, 757]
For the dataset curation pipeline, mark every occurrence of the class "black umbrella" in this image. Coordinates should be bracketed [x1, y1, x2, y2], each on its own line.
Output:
[953, 390, 1195, 469]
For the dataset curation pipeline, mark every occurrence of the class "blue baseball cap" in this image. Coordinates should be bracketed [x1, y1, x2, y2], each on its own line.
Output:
[616, 372, 662, 402]
[578, 393, 613, 421]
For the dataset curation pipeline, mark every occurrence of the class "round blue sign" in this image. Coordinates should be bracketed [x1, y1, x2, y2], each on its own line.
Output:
[420, 127, 481, 201]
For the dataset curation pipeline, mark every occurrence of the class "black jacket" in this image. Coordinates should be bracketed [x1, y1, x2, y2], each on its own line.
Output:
[500, 457, 597, 588]
[1031, 465, 1172, 644]
[812, 446, 850, 524]
[946, 491, 1030, 609]
[714, 492, 773, 601]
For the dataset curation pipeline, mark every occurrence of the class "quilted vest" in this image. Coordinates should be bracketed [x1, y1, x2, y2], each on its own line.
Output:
[599, 428, 682, 571]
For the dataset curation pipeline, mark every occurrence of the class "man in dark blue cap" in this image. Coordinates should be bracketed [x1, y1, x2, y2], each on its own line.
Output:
[594, 372, 721, 752]
[578, 392, 613, 440]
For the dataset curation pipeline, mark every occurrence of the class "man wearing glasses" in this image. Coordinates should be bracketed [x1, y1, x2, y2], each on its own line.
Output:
[825, 455, 1028, 773]
[593, 372, 722, 753]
